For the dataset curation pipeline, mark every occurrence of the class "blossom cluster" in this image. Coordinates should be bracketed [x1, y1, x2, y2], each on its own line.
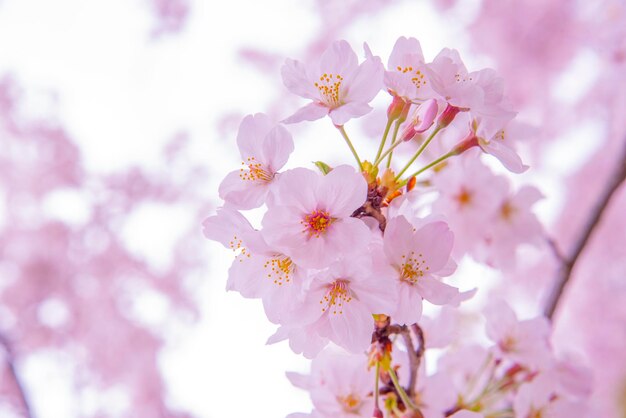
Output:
[203, 38, 590, 418]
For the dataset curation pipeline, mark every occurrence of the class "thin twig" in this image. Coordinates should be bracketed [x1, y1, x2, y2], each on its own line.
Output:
[0, 334, 34, 418]
[544, 139, 626, 319]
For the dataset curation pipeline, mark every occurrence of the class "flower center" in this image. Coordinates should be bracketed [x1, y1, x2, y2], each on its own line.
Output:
[337, 393, 361, 413]
[399, 251, 429, 284]
[320, 279, 352, 315]
[314, 73, 343, 107]
[229, 234, 250, 259]
[397, 65, 428, 90]
[263, 255, 293, 286]
[500, 201, 516, 221]
[302, 210, 333, 238]
[454, 187, 473, 208]
[239, 156, 273, 182]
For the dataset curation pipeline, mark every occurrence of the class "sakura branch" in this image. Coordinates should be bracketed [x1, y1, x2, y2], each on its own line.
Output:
[203, 37, 591, 418]
[544, 138, 626, 320]
[0, 334, 34, 418]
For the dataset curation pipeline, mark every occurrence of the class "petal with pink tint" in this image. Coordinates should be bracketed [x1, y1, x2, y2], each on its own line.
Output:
[316, 165, 367, 216]
[202, 207, 253, 248]
[282, 58, 319, 100]
[262, 125, 294, 171]
[328, 101, 373, 126]
[415, 275, 459, 305]
[413, 221, 455, 272]
[482, 139, 528, 173]
[218, 169, 270, 209]
[319, 40, 358, 77]
[283, 102, 329, 124]
[236, 113, 273, 159]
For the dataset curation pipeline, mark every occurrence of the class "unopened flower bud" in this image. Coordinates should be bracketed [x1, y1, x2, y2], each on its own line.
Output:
[451, 130, 479, 155]
[372, 407, 384, 418]
[387, 95, 409, 122]
[400, 99, 438, 141]
[436, 103, 462, 128]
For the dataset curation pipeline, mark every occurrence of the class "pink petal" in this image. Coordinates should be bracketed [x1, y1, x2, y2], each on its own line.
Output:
[281, 58, 319, 100]
[283, 102, 329, 124]
[261, 124, 294, 171]
[328, 102, 372, 125]
[218, 169, 270, 210]
[416, 276, 459, 305]
[201, 207, 253, 248]
[316, 165, 367, 216]
[270, 167, 319, 211]
[413, 221, 455, 273]
[344, 56, 384, 103]
[329, 300, 373, 353]
[482, 139, 528, 173]
[236, 113, 273, 160]
[319, 40, 358, 78]
[392, 284, 423, 325]
[387, 37, 425, 69]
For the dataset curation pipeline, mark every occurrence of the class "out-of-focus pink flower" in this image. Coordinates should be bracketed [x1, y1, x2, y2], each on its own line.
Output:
[449, 411, 485, 418]
[382, 215, 458, 324]
[514, 374, 589, 418]
[484, 300, 552, 368]
[281, 40, 384, 125]
[218, 113, 294, 209]
[262, 165, 370, 268]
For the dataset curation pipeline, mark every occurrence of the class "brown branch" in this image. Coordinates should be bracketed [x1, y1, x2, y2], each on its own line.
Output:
[0, 334, 34, 418]
[544, 139, 626, 319]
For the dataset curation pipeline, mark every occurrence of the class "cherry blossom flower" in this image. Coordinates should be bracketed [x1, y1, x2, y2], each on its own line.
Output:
[382, 215, 459, 324]
[218, 113, 294, 209]
[281, 40, 384, 125]
[262, 165, 370, 268]
[484, 300, 552, 368]
[290, 254, 395, 353]
[385, 37, 436, 102]
[288, 348, 375, 418]
[514, 374, 589, 418]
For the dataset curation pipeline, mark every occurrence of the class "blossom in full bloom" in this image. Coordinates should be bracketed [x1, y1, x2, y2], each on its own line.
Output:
[289, 254, 395, 353]
[484, 300, 552, 368]
[281, 40, 384, 125]
[262, 165, 370, 268]
[218, 113, 294, 209]
[381, 215, 459, 324]
[384, 36, 436, 102]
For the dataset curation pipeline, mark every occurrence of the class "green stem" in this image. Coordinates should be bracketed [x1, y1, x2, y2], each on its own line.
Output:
[373, 138, 403, 167]
[337, 125, 363, 171]
[399, 150, 455, 187]
[375, 118, 394, 162]
[388, 367, 419, 412]
[386, 120, 402, 169]
[395, 125, 442, 180]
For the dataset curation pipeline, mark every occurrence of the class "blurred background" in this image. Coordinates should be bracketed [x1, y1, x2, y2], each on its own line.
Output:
[0, 0, 625, 417]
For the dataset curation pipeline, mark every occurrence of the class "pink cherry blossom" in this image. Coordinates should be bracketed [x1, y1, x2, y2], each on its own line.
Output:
[479, 186, 544, 269]
[281, 40, 384, 125]
[514, 374, 589, 418]
[385, 37, 436, 102]
[289, 348, 375, 418]
[262, 165, 370, 268]
[382, 215, 459, 324]
[218, 113, 294, 209]
[484, 300, 552, 368]
[290, 254, 395, 353]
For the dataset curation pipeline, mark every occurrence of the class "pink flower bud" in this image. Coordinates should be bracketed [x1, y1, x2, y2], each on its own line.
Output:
[436, 103, 461, 128]
[400, 99, 439, 141]
[387, 94, 409, 121]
